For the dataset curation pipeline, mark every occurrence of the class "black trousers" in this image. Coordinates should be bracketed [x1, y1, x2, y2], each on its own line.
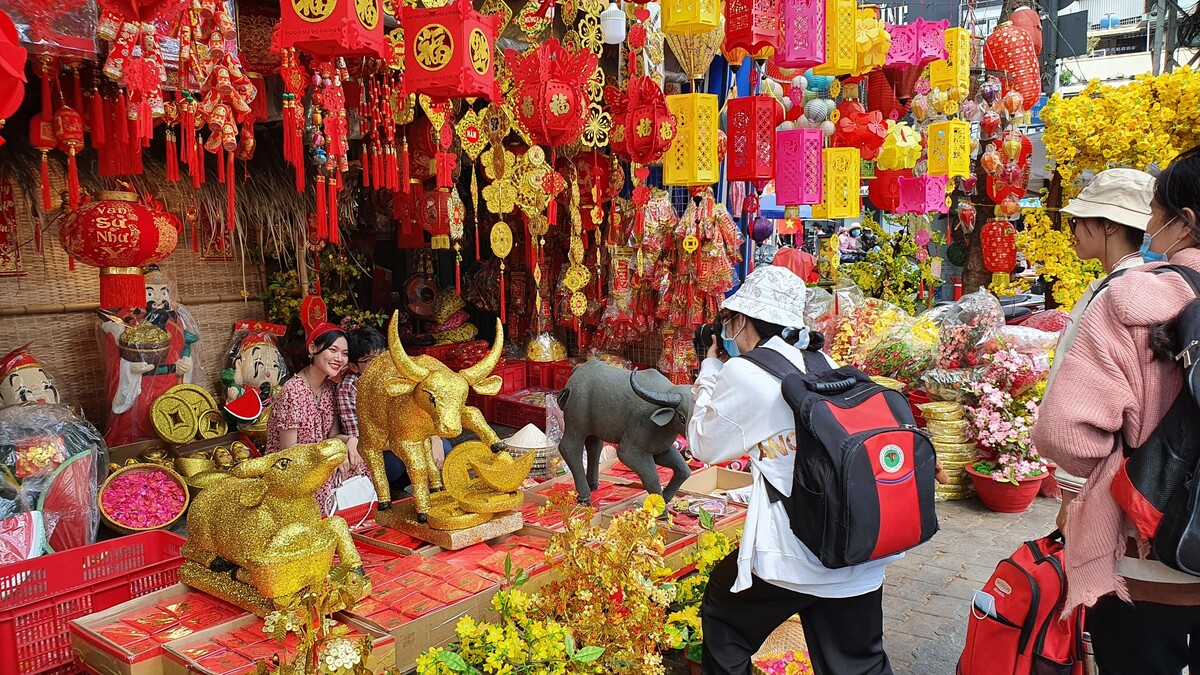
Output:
[701, 551, 893, 675]
[1088, 596, 1200, 674]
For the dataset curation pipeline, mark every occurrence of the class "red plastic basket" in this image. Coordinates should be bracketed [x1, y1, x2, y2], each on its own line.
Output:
[527, 360, 568, 389]
[551, 362, 577, 391]
[493, 391, 549, 431]
[494, 362, 528, 395]
[0, 531, 186, 674]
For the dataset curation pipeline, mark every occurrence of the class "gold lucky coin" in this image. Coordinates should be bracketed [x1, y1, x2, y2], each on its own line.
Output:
[151, 394, 199, 445]
[197, 410, 229, 440]
[167, 384, 218, 414]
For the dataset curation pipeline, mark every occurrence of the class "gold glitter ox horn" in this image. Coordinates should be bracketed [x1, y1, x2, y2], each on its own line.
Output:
[387, 310, 429, 382]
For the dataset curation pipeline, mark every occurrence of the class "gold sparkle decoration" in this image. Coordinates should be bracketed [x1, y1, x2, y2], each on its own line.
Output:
[517, 0, 552, 38]
[179, 439, 369, 616]
[550, 93, 570, 116]
[151, 394, 198, 445]
[481, 0, 513, 30]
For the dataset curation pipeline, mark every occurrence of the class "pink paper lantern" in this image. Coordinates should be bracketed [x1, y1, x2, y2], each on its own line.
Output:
[777, 0, 824, 70]
[917, 18, 950, 67]
[884, 22, 918, 69]
[897, 174, 949, 214]
[775, 128, 823, 205]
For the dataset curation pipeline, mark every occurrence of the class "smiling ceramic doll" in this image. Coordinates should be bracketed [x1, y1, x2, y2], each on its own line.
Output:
[0, 344, 60, 408]
[220, 321, 288, 426]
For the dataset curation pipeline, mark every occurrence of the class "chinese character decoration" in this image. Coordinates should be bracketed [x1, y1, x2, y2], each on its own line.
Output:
[812, 147, 860, 219]
[931, 26, 972, 95]
[608, 75, 677, 232]
[664, 93, 720, 187]
[926, 119, 971, 178]
[402, 1, 499, 101]
[0, 174, 23, 277]
[775, 127, 823, 206]
[777, 0, 823, 70]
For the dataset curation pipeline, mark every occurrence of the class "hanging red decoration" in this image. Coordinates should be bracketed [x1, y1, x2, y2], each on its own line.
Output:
[868, 168, 908, 212]
[866, 70, 905, 120]
[983, 22, 1041, 110]
[30, 115, 56, 212]
[726, 94, 776, 182]
[725, 0, 781, 56]
[0, 9, 27, 148]
[986, 131, 1033, 203]
[608, 76, 678, 165]
[53, 105, 84, 211]
[831, 101, 887, 160]
[58, 190, 179, 310]
[510, 39, 598, 148]
[980, 219, 1018, 274]
[402, 1, 499, 101]
[1009, 6, 1043, 57]
[277, 0, 385, 58]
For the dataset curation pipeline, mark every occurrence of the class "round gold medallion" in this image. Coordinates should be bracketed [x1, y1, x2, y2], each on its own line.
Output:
[197, 410, 229, 440]
[490, 221, 513, 258]
[151, 395, 199, 445]
[167, 384, 218, 414]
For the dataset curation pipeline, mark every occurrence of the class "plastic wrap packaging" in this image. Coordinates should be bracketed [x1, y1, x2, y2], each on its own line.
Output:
[6, 0, 98, 58]
[0, 404, 107, 563]
[526, 333, 568, 362]
[1021, 309, 1071, 334]
[931, 289, 1006, 369]
[220, 321, 288, 406]
[920, 366, 988, 404]
[822, 296, 911, 366]
[982, 326, 1060, 356]
[853, 312, 940, 385]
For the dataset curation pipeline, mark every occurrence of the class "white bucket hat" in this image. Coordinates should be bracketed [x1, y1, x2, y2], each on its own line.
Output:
[1062, 167, 1155, 232]
[721, 265, 808, 329]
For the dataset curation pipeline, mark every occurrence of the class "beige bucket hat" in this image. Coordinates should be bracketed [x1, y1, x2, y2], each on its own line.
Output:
[1062, 168, 1155, 232]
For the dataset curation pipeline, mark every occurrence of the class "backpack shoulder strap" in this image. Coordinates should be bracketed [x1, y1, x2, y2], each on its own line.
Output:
[739, 348, 801, 381]
[1160, 264, 1200, 296]
[801, 348, 833, 376]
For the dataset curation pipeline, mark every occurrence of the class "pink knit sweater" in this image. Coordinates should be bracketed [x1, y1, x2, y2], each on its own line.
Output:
[1032, 247, 1200, 612]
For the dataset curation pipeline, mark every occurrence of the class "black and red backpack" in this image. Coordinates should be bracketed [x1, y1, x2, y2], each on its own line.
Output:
[741, 348, 939, 568]
[958, 532, 1086, 675]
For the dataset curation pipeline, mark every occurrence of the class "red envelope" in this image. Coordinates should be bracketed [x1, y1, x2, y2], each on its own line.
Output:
[448, 572, 496, 595]
[157, 592, 215, 618]
[400, 595, 445, 619]
[366, 608, 409, 630]
[181, 609, 236, 631]
[150, 624, 194, 643]
[421, 582, 472, 605]
[181, 643, 225, 660]
[124, 639, 158, 657]
[120, 606, 178, 633]
[196, 650, 253, 675]
[99, 622, 150, 647]
[235, 638, 286, 662]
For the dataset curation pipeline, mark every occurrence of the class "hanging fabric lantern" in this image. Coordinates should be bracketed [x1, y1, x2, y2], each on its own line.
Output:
[981, 219, 1018, 284]
[865, 70, 905, 120]
[876, 120, 921, 169]
[896, 174, 950, 215]
[930, 27, 972, 94]
[58, 191, 179, 310]
[663, 0, 721, 36]
[812, 147, 859, 218]
[609, 76, 678, 165]
[1010, 7, 1043, 57]
[868, 168, 908, 212]
[419, 189, 451, 249]
[926, 119, 971, 178]
[777, 0, 824, 70]
[53, 105, 84, 211]
[884, 21, 918, 70]
[811, 0, 854, 76]
[0, 9, 27, 148]
[664, 93, 720, 186]
[983, 22, 1041, 108]
[724, 0, 780, 56]
[775, 127, 823, 205]
[726, 94, 777, 182]
[277, 0, 385, 57]
[916, 18, 949, 67]
[667, 24, 724, 83]
[510, 39, 598, 148]
[402, 1, 500, 101]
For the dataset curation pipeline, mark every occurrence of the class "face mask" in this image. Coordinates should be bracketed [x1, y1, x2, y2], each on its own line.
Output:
[721, 320, 742, 358]
[1141, 216, 1178, 263]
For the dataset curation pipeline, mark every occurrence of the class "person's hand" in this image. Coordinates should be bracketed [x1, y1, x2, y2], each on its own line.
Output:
[129, 361, 155, 374]
[175, 356, 193, 375]
[935, 459, 950, 485]
[347, 446, 365, 471]
[707, 340, 721, 361]
[1056, 499, 1070, 537]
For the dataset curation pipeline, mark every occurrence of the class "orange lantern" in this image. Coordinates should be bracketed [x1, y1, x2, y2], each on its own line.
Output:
[402, 1, 499, 101]
[58, 191, 180, 310]
[983, 22, 1041, 110]
[277, 0, 384, 58]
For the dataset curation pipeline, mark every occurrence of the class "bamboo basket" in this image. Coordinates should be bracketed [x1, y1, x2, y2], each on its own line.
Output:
[752, 615, 810, 674]
[98, 463, 191, 535]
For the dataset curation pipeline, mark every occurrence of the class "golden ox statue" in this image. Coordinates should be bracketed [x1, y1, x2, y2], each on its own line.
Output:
[357, 311, 504, 522]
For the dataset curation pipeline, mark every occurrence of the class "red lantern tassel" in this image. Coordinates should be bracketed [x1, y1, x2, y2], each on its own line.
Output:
[90, 90, 105, 147]
[166, 133, 179, 182]
[192, 218, 199, 253]
[217, 147, 226, 183]
[114, 92, 128, 145]
[191, 140, 203, 189]
[227, 152, 236, 233]
[68, 256, 75, 271]
[400, 139, 410, 194]
[361, 144, 371, 187]
[499, 271, 506, 322]
[373, 144, 383, 186]
[67, 150, 80, 210]
[328, 177, 339, 244]
[455, 255, 461, 294]
[316, 175, 328, 241]
[39, 152, 51, 211]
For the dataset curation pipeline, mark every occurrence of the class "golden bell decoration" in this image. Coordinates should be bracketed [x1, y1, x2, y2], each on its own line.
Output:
[179, 439, 370, 615]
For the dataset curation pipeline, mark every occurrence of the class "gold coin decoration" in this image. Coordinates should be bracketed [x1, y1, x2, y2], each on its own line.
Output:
[564, 265, 591, 292]
[682, 234, 700, 253]
[491, 221, 513, 257]
[152, 395, 199, 445]
[170, 384, 219, 413]
[426, 491, 493, 530]
[197, 410, 229, 440]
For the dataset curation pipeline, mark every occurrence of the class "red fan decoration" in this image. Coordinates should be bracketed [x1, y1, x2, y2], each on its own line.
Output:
[831, 101, 888, 160]
[509, 39, 598, 148]
[39, 451, 97, 553]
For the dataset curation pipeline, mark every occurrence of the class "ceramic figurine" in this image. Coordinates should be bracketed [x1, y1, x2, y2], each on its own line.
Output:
[0, 344, 60, 408]
[221, 322, 288, 406]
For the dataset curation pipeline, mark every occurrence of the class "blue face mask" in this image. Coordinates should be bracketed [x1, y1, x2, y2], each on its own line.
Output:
[1142, 217, 1178, 263]
[720, 323, 741, 358]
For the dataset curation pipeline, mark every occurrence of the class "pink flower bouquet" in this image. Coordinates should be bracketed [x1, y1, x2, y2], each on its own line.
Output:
[753, 650, 814, 675]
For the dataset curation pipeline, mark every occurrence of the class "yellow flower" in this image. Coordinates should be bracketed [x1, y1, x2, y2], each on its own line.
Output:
[642, 493, 666, 516]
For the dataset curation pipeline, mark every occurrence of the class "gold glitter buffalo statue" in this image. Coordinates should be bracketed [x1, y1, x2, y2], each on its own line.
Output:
[358, 312, 534, 527]
[179, 439, 369, 615]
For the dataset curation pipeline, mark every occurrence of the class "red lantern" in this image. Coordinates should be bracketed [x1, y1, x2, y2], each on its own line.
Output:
[402, 1, 499, 101]
[983, 22, 1041, 110]
[53, 105, 85, 211]
[726, 95, 776, 182]
[866, 70, 905, 120]
[868, 168, 908, 212]
[1009, 6, 1043, 57]
[30, 115, 56, 212]
[0, 9, 27, 148]
[609, 76, 677, 165]
[725, 0, 781, 55]
[980, 219, 1018, 274]
[986, 132, 1033, 203]
[58, 191, 180, 310]
[277, 0, 384, 58]
[510, 39, 597, 148]
[418, 189, 451, 249]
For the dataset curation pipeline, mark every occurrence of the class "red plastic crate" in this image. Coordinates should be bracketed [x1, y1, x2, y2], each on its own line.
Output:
[493, 362, 528, 395]
[0, 531, 186, 674]
[493, 390, 550, 430]
[528, 360, 568, 389]
[551, 361, 577, 391]
[908, 389, 930, 428]
[467, 392, 495, 421]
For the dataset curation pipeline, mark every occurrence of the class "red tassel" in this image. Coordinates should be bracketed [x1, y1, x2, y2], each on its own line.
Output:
[166, 134, 179, 182]
[67, 151, 79, 211]
[68, 256, 75, 271]
[139, 99, 152, 145]
[455, 256, 461, 294]
[114, 92, 128, 145]
[90, 90, 105, 147]
[39, 152, 51, 211]
[227, 152, 236, 233]
[373, 144, 383, 186]
[400, 140, 410, 194]
[191, 141, 203, 189]
[328, 177, 339, 244]
[316, 175, 327, 241]
[499, 273, 506, 322]
[361, 145, 371, 187]
[192, 218, 199, 253]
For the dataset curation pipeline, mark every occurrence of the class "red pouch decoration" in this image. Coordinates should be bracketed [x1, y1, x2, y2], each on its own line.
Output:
[15, 435, 66, 479]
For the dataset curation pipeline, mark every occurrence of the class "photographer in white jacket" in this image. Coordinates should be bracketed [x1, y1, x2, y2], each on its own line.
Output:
[689, 265, 895, 675]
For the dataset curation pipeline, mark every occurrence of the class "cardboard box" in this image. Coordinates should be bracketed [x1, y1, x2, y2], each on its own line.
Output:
[679, 466, 753, 496]
[371, 585, 496, 672]
[108, 439, 171, 466]
[70, 584, 250, 675]
[160, 612, 394, 675]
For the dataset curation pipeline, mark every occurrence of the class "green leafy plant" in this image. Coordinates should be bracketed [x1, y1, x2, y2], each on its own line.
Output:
[665, 509, 737, 662]
[264, 248, 384, 328]
[841, 215, 944, 314]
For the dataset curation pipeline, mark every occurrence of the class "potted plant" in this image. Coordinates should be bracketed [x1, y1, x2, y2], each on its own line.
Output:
[964, 348, 1050, 513]
[665, 509, 737, 674]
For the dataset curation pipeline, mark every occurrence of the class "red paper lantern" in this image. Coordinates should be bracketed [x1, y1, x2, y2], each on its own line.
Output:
[726, 95, 776, 182]
[402, 1, 499, 101]
[866, 70, 906, 120]
[58, 191, 180, 310]
[984, 22, 1041, 110]
[609, 76, 677, 165]
[53, 105, 85, 211]
[868, 168, 908, 212]
[0, 9, 27, 147]
[1009, 6, 1043, 57]
[725, 0, 781, 55]
[510, 39, 598, 148]
[980, 219, 1018, 274]
[277, 0, 384, 58]
[30, 115, 56, 211]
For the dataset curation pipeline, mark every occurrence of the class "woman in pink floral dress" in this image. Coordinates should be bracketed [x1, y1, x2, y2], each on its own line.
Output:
[266, 323, 367, 515]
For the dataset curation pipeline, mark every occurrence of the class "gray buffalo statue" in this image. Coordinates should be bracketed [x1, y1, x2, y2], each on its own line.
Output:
[557, 360, 692, 505]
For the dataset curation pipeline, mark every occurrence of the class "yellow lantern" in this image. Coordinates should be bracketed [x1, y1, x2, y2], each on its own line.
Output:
[663, 0, 722, 36]
[812, 0, 855, 76]
[929, 27, 971, 93]
[927, 119, 971, 178]
[664, 93, 720, 186]
[877, 120, 921, 170]
[812, 147, 860, 218]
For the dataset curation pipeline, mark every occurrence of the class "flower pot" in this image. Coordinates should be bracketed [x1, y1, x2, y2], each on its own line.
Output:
[687, 656, 702, 675]
[966, 465, 1044, 513]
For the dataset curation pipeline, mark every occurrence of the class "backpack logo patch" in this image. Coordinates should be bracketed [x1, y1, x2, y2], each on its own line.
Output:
[880, 444, 904, 474]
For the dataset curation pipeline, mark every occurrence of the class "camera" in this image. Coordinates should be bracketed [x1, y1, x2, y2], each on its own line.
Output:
[694, 322, 722, 358]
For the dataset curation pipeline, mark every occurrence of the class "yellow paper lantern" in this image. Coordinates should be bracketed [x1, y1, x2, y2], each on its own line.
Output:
[929, 27, 970, 93]
[811, 0, 854, 76]
[663, 0, 722, 36]
[876, 120, 921, 170]
[812, 147, 860, 218]
[927, 119, 971, 178]
[853, 7, 891, 76]
[664, 93, 721, 186]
